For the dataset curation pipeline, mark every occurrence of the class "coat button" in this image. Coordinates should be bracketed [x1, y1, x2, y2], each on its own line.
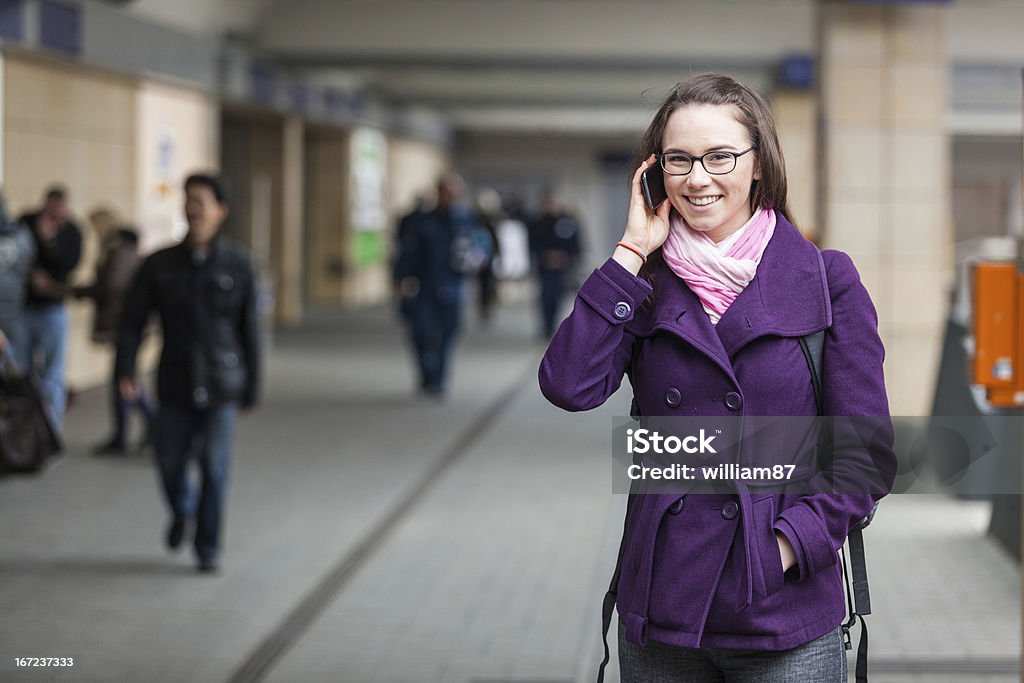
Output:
[613, 301, 631, 320]
[669, 498, 685, 515]
[224, 352, 239, 368]
[724, 391, 742, 411]
[721, 501, 739, 520]
[193, 387, 209, 406]
[664, 387, 681, 407]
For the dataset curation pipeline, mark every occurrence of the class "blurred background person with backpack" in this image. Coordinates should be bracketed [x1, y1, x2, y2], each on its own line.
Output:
[17, 185, 81, 433]
[474, 187, 502, 325]
[0, 193, 35, 362]
[529, 189, 583, 339]
[74, 207, 155, 455]
[392, 173, 491, 397]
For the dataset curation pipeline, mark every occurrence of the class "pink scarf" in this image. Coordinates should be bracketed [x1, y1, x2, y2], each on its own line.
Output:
[661, 207, 776, 324]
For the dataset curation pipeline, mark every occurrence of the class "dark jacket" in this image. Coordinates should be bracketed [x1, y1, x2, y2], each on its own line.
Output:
[75, 229, 143, 344]
[539, 212, 896, 650]
[392, 205, 486, 301]
[528, 210, 582, 272]
[20, 212, 82, 308]
[116, 236, 261, 410]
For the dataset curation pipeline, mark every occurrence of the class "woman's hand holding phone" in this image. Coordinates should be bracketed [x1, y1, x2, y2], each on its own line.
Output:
[614, 154, 672, 275]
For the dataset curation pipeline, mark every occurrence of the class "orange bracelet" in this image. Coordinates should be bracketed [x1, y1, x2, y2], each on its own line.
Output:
[616, 241, 648, 264]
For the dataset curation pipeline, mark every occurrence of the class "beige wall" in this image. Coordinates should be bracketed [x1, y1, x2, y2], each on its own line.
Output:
[279, 117, 305, 324]
[820, 4, 952, 416]
[376, 135, 451, 305]
[220, 112, 308, 325]
[2, 55, 137, 219]
[3, 54, 137, 389]
[2, 53, 217, 390]
[773, 90, 817, 238]
[306, 130, 349, 305]
[387, 136, 450, 224]
[305, 129, 450, 307]
[135, 81, 219, 253]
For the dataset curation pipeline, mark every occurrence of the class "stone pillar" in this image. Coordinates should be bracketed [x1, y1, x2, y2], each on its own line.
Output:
[819, 2, 952, 416]
[278, 116, 305, 325]
[773, 89, 818, 240]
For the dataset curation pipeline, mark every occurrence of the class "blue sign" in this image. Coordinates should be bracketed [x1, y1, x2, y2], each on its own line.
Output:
[39, 0, 81, 56]
[0, 0, 24, 41]
[779, 55, 815, 89]
[250, 63, 274, 105]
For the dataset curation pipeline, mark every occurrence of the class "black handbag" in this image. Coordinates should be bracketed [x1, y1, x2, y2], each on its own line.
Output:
[0, 348, 63, 475]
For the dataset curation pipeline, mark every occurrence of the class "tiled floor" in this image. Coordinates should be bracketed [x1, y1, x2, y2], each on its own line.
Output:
[0, 303, 1019, 682]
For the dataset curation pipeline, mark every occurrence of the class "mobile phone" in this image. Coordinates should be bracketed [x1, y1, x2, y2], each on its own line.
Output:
[641, 167, 667, 210]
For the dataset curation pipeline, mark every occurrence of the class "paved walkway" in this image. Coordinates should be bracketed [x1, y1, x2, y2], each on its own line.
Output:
[0, 302, 1019, 682]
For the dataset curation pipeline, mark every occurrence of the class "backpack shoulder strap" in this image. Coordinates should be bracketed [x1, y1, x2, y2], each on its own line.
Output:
[798, 331, 825, 415]
[803, 260, 874, 682]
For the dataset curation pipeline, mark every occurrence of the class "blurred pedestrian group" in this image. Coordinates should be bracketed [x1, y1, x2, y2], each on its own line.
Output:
[391, 175, 586, 396]
[0, 175, 261, 575]
[1, 170, 588, 570]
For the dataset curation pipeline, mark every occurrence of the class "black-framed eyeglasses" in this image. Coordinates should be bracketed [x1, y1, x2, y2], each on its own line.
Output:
[658, 145, 757, 176]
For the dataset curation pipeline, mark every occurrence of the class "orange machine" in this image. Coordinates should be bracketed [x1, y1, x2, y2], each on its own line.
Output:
[972, 261, 1022, 407]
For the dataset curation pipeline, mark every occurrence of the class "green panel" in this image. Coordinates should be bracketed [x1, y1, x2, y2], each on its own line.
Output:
[353, 231, 385, 266]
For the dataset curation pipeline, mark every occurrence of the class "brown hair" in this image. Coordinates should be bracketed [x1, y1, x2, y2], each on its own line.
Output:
[633, 73, 793, 284]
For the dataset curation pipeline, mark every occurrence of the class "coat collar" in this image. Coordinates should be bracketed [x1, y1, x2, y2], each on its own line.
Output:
[633, 212, 832, 373]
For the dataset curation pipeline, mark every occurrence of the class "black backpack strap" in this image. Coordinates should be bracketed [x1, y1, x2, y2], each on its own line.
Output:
[842, 515, 873, 683]
[848, 524, 871, 683]
[798, 331, 825, 415]
[597, 496, 634, 683]
[802, 328, 875, 682]
[601, 333, 644, 683]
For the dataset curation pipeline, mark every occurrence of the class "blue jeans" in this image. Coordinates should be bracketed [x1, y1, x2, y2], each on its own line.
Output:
[409, 288, 462, 392]
[155, 402, 238, 562]
[618, 622, 847, 682]
[110, 365, 156, 446]
[18, 304, 69, 431]
[538, 267, 568, 338]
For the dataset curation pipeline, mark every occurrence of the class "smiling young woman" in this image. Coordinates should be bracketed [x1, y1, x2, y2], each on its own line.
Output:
[539, 73, 896, 682]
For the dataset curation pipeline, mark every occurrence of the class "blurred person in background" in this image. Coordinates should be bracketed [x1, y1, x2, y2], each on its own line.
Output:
[74, 207, 155, 455]
[393, 195, 429, 326]
[539, 74, 895, 682]
[392, 173, 490, 397]
[18, 185, 82, 432]
[474, 187, 503, 325]
[117, 173, 261, 574]
[529, 189, 583, 338]
[0, 194, 35, 361]
[491, 193, 531, 282]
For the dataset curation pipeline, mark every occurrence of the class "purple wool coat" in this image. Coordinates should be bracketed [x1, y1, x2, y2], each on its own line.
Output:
[539, 212, 896, 651]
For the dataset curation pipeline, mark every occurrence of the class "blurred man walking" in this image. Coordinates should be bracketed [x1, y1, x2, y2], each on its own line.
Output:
[117, 173, 261, 573]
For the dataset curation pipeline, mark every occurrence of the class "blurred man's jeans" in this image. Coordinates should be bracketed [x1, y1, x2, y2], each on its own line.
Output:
[18, 304, 68, 431]
[155, 402, 239, 562]
[410, 286, 462, 393]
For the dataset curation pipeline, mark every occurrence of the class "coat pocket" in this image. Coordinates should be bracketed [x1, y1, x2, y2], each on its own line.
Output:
[208, 349, 247, 399]
[752, 496, 785, 597]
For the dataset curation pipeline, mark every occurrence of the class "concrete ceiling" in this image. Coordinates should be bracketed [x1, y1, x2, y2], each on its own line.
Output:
[123, 0, 1024, 135]
[257, 0, 813, 132]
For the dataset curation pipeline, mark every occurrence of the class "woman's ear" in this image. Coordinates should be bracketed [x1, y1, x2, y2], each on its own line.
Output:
[753, 161, 762, 181]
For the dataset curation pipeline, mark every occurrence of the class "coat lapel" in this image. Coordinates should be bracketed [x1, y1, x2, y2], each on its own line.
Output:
[640, 260, 737, 383]
[639, 212, 831, 375]
[714, 213, 832, 357]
